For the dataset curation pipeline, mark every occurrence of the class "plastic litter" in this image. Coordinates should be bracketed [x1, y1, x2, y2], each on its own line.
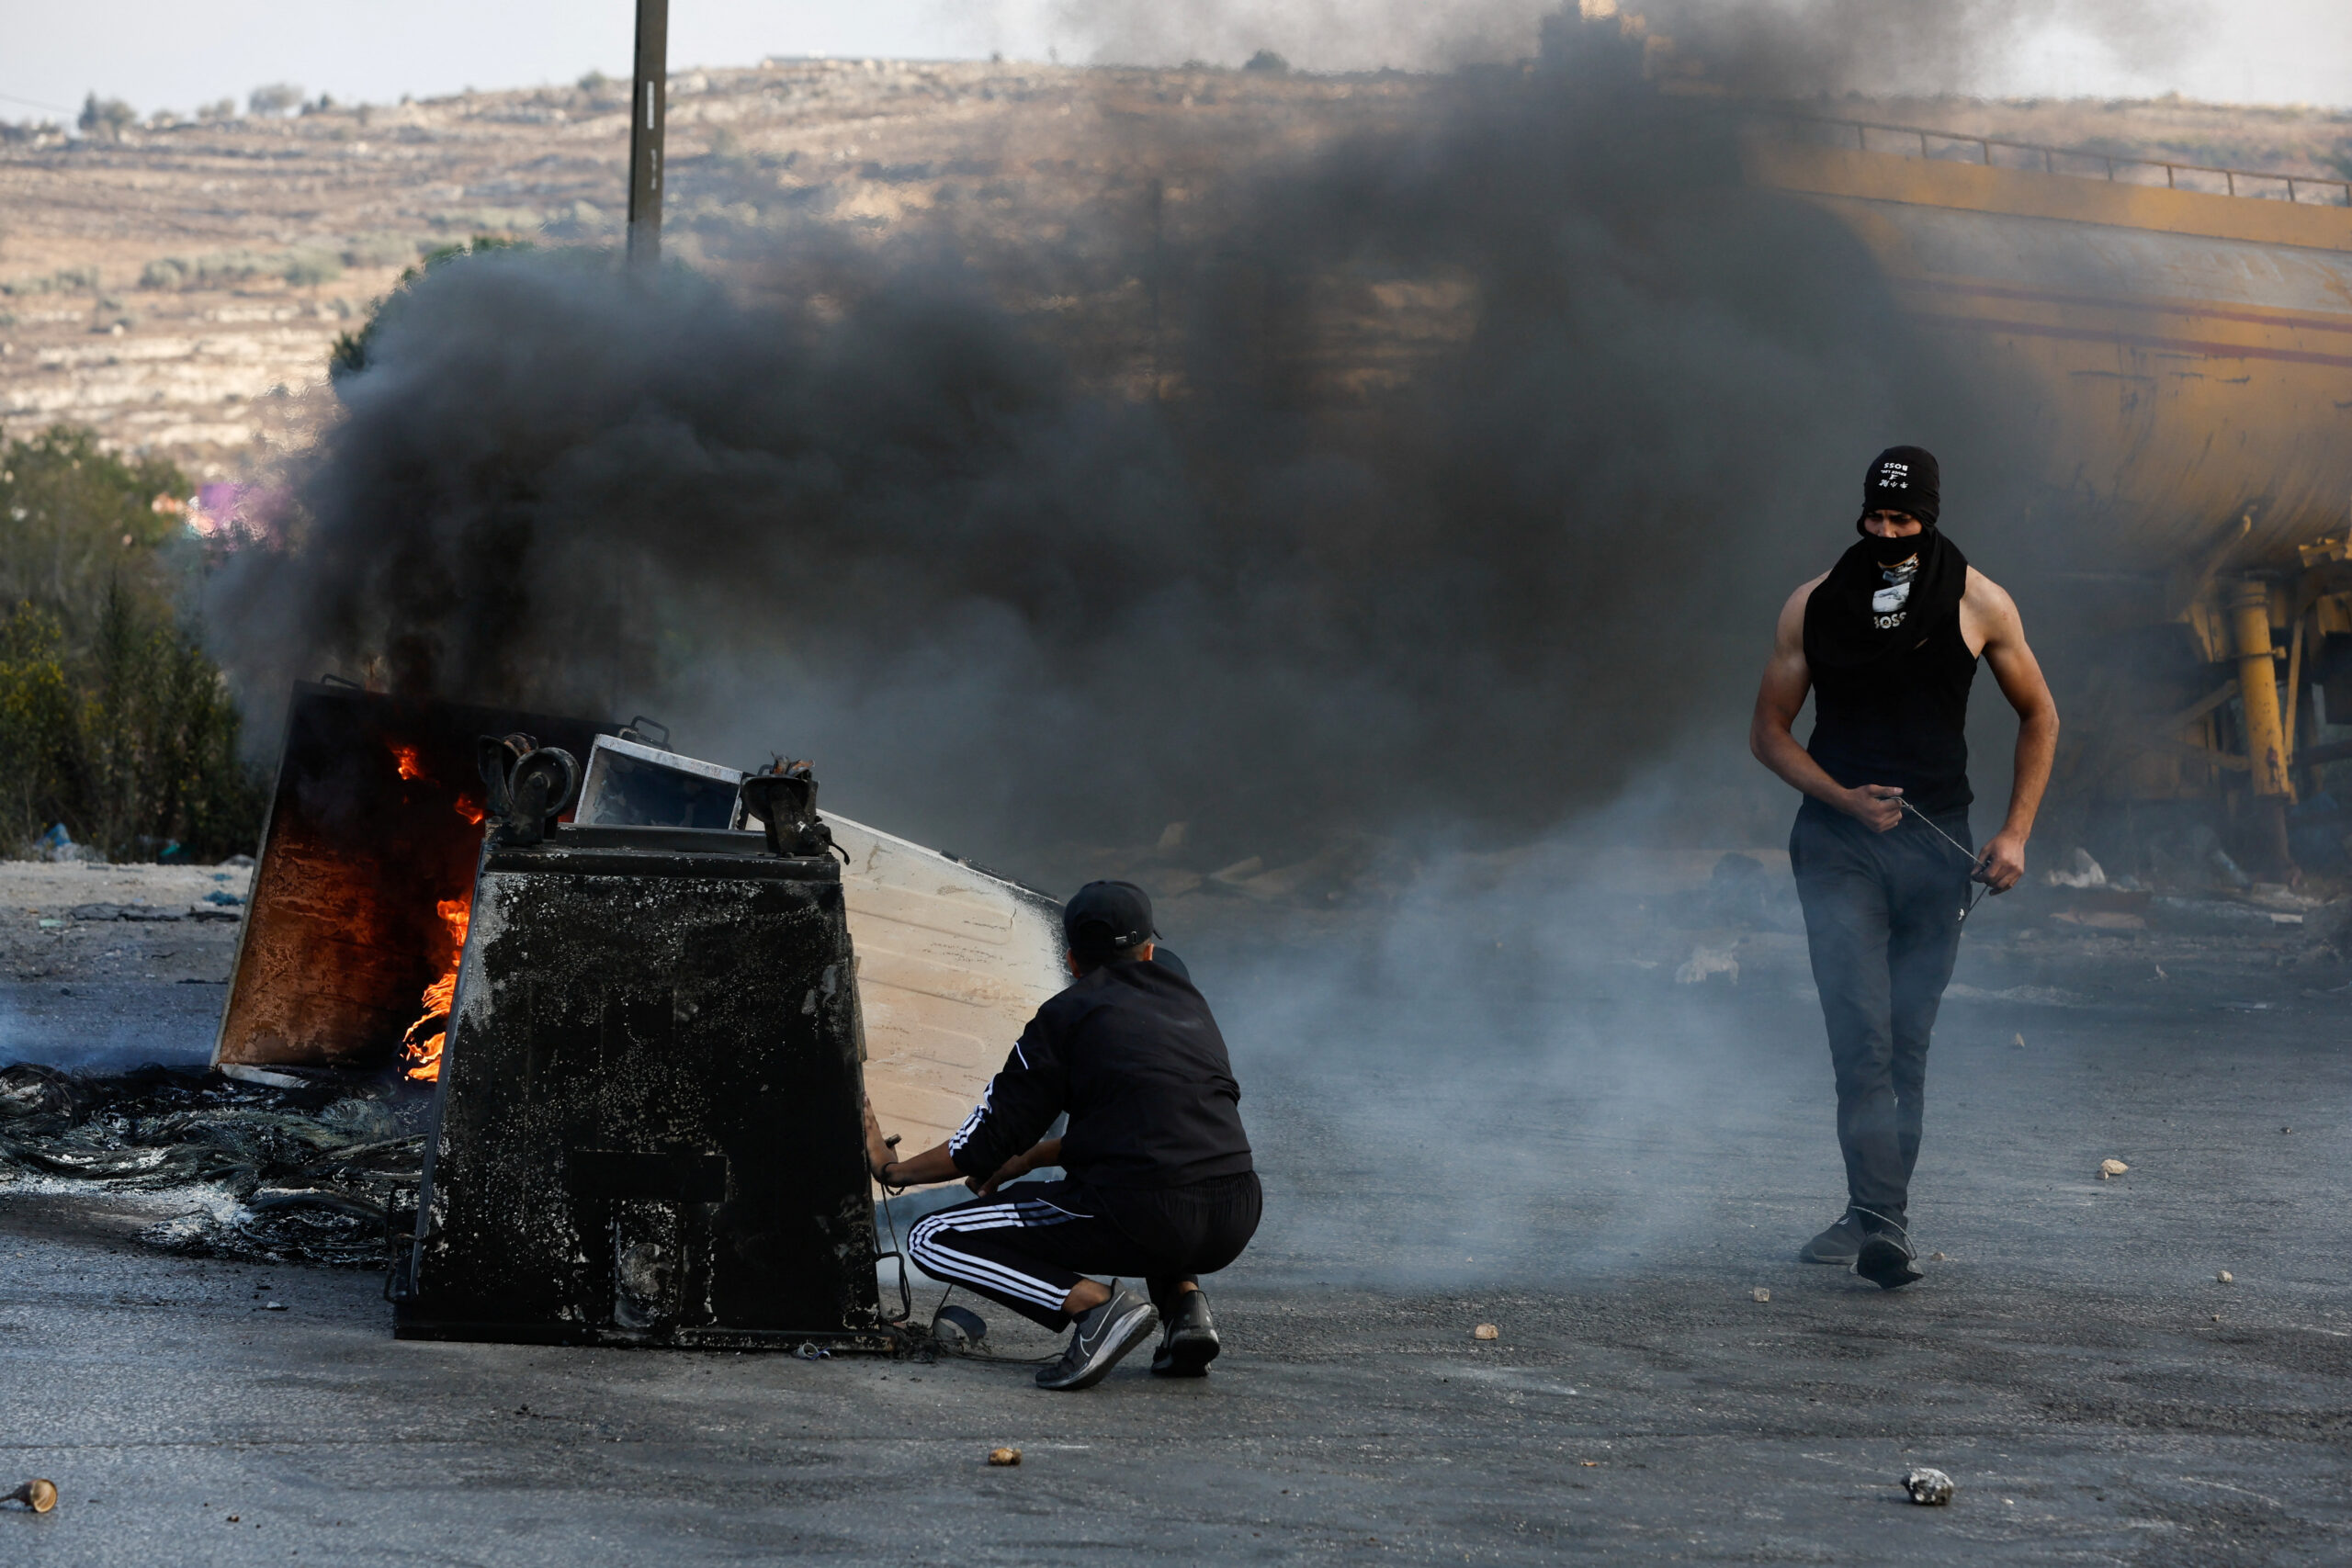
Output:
[1750, 1288, 1770, 1303]
[1903, 1468, 1954, 1506]
[932, 1304, 988, 1350]
[3, 1480, 57, 1514]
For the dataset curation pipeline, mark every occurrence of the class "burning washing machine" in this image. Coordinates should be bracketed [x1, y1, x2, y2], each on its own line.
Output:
[217, 687, 1069, 1348]
[392, 750, 887, 1347]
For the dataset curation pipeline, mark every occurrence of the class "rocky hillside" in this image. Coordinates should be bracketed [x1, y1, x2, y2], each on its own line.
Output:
[3, 57, 2346, 483]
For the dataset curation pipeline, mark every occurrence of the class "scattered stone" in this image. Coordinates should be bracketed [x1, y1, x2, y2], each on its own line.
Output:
[1902, 1468, 1954, 1506]
[264, 1302, 286, 1312]
[987, 1448, 1022, 1467]
[3, 1479, 57, 1513]
[2098, 1158, 2129, 1179]
[1472, 1324, 1499, 1340]
[1928, 1252, 1948, 1262]
[2216, 1270, 2233, 1284]
[2211, 1314, 2223, 1323]
[1674, 945, 1739, 986]
[1750, 1288, 1770, 1303]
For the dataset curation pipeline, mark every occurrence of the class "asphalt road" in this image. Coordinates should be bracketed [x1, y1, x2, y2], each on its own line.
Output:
[1, 882, 2346, 1564]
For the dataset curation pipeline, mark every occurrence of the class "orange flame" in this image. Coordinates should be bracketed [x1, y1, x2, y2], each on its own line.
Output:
[392, 744, 425, 782]
[401, 894, 472, 1082]
[454, 795, 485, 826]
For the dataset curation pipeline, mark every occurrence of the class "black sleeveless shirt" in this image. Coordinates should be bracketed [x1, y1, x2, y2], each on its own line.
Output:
[1803, 591, 1980, 818]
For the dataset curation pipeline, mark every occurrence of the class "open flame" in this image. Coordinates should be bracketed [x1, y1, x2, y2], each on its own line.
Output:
[392, 744, 425, 782]
[401, 894, 471, 1081]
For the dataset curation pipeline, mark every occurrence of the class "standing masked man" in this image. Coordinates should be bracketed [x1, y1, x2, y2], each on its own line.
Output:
[1749, 446, 2058, 1290]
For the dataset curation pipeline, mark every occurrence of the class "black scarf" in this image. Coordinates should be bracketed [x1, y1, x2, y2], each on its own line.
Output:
[1804, 528, 1969, 671]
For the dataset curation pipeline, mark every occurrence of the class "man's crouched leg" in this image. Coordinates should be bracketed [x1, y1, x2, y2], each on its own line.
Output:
[904, 1183, 1166, 1391]
[907, 1174, 1261, 1390]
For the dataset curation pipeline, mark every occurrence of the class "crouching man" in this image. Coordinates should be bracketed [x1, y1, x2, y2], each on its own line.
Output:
[866, 880, 1261, 1391]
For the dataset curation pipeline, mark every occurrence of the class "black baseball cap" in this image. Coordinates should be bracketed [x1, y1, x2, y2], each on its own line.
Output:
[1063, 880, 1156, 960]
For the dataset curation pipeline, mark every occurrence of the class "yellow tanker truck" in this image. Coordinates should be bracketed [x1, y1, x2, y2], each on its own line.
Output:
[1744, 119, 2352, 874]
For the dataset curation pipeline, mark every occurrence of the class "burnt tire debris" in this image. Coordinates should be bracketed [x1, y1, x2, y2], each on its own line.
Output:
[0, 1063, 427, 1267]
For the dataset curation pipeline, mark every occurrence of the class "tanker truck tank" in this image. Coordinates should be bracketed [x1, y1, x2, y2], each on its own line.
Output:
[1745, 120, 2352, 873]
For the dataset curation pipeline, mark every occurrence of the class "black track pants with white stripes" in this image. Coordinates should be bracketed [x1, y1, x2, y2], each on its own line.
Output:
[907, 1172, 1261, 1331]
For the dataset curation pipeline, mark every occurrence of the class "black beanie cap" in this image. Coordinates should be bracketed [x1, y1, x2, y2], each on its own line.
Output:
[1859, 445, 1940, 531]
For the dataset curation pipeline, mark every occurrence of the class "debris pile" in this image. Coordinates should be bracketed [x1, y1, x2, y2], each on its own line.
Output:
[0, 1064, 426, 1266]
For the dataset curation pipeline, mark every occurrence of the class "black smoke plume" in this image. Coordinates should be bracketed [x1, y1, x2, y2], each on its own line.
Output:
[214, 16, 2038, 871]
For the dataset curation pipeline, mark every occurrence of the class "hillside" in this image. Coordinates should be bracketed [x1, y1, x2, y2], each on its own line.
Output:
[3, 58, 2347, 483]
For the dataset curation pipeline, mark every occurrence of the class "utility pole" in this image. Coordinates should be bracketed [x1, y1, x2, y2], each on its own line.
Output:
[626, 0, 669, 273]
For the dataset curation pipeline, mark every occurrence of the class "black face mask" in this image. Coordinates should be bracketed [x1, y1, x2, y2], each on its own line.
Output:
[1861, 524, 1927, 567]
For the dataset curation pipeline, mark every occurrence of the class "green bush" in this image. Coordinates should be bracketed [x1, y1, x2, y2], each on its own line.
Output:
[339, 231, 422, 269]
[280, 248, 342, 287]
[0, 427, 265, 860]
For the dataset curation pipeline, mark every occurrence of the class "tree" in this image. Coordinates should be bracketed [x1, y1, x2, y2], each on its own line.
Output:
[77, 92, 136, 141]
[0, 427, 264, 858]
[247, 83, 304, 118]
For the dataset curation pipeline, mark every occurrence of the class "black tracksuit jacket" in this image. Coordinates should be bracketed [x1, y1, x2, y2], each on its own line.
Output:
[945, 956, 1253, 1190]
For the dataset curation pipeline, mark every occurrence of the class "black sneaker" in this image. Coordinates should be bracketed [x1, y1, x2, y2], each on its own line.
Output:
[1855, 1227, 1924, 1291]
[1035, 1288, 1159, 1392]
[1799, 1210, 1865, 1265]
[1150, 1291, 1221, 1378]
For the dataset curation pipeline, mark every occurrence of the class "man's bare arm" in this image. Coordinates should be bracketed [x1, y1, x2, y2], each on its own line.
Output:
[1965, 570, 2058, 892]
[1749, 575, 1905, 832]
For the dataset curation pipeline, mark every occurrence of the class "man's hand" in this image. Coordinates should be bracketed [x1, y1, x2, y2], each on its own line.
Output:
[967, 1152, 1030, 1197]
[1974, 829, 2027, 894]
[862, 1098, 897, 1182]
[1843, 784, 1905, 832]
[968, 1137, 1061, 1197]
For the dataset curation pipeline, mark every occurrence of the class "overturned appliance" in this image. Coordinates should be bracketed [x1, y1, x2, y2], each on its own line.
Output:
[393, 743, 884, 1348]
[214, 682, 622, 1084]
[216, 694, 1068, 1114]
[216, 689, 1069, 1346]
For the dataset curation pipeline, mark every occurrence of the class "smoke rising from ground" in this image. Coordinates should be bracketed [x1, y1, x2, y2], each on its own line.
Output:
[201, 4, 2126, 1286]
[1046, 0, 2186, 96]
[214, 15, 2045, 868]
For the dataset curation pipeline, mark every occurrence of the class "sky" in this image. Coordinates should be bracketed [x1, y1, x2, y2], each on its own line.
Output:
[3, 0, 2349, 124]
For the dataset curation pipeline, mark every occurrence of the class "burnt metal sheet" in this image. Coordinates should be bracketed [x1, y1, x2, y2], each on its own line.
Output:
[212, 684, 619, 1075]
